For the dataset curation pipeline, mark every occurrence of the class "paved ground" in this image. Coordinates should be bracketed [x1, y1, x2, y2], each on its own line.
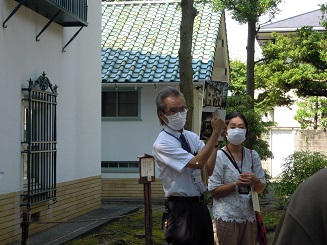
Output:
[10, 202, 146, 245]
[10, 199, 276, 245]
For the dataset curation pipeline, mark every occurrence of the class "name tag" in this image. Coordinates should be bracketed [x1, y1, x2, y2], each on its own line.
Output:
[191, 169, 202, 183]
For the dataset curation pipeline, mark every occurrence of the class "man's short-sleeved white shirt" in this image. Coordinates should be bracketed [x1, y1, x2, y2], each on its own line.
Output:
[152, 125, 206, 197]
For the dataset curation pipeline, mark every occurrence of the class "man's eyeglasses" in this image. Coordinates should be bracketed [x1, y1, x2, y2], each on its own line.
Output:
[163, 106, 187, 116]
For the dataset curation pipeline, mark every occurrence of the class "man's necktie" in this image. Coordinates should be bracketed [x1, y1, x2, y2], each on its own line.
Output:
[180, 134, 192, 153]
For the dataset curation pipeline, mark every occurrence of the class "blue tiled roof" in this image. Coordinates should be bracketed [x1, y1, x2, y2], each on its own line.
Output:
[101, 1, 223, 84]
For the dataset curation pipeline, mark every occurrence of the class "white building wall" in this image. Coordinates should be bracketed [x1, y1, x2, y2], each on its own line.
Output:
[269, 129, 295, 178]
[101, 85, 165, 179]
[0, 0, 102, 194]
[101, 84, 208, 179]
[260, 90, 301, 177]
[272, 104, 301, 128]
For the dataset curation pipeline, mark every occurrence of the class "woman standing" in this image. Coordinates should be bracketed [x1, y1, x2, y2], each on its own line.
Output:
[208, 112, 266, 245]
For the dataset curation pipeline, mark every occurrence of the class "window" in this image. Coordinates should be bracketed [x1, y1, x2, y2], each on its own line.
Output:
[101, 161, 139, 173]
[21, 73, 57, 208]
[102, 88, 140, 119]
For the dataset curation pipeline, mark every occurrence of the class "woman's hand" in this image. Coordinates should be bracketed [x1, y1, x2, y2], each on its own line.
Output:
[238, 172, 259, 187]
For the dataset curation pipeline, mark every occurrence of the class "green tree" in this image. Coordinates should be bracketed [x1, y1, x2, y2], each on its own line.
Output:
[274, 150, 327, 206]
[227, 60, 274, 160]
[213, 0, 282, 108]
[320, 3, 327, 27]
[229, 60, 247, 96]
[255, 27, 327, 109]
[294, 96, 327, 130]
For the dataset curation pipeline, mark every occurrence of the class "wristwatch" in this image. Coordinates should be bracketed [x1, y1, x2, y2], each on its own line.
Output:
[234, 182, 239, 192]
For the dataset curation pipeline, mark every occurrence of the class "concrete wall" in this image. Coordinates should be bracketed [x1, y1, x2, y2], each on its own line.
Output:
[294, 130, 327, 155]
[264, 128, 327, 178]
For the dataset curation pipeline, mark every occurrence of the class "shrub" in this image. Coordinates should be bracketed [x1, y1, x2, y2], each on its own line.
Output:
[274, 150, 327, 207]
[260, 168, 272, 199]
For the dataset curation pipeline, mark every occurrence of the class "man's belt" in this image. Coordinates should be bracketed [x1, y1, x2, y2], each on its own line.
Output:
[166, 195, 204, 203]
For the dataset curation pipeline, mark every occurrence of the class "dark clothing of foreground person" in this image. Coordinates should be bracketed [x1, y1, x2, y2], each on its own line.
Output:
[272, 168, 327, 245]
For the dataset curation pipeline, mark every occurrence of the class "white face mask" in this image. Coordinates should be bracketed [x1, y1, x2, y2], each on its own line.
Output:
[227, 128, 247, 145]
[165, 111, 187, 130]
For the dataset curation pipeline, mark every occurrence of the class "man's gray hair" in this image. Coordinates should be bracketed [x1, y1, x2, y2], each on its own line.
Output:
[155, 86, 185, 125]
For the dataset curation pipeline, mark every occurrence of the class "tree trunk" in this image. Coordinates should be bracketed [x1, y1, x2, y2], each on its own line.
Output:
[246, 20, 256, 109]
[314, 96, 318, 129]
[179, 0, 197, 130]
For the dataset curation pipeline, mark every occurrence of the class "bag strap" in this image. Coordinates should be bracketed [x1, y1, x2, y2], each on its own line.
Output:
[250, 149, 254, 171]
[221, 149, 242, 174]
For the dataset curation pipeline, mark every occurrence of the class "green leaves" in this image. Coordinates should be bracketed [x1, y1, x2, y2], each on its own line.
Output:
[274, 150, 327, 207]
[212, 0, 282, 23]
[294, 96, 327, 130]
[229, 60, 247, 96]
[255, 27, 327, 108]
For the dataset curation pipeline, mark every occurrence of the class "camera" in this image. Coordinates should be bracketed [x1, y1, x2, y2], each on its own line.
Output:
[238, 186, 250, 195]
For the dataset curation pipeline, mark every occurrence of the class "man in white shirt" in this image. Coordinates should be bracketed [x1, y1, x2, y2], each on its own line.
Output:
[152, 86, 225, 245]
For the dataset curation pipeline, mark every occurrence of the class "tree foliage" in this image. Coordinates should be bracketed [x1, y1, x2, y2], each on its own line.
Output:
[212, 0, 281, 23]
[294, 96, 327, 130]
[321, 3, 327, 27]
[274, 150, 327, 206]
[255, 27, 327, 109]
[212, 0, 282, 108]
[229, 60, 247, 96]
[227, 60, 274, 160]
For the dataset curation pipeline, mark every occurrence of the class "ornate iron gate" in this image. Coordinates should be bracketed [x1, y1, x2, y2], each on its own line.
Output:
[21, 72, 57, 208]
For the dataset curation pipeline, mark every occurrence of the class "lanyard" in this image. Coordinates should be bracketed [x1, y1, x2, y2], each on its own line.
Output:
[224, 145, 243, 174]
[162, 129, 195, 156]
[162, 129, 181, 142]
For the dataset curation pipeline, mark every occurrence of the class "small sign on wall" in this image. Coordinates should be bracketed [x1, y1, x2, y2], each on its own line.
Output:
[138, 154, 155, 183]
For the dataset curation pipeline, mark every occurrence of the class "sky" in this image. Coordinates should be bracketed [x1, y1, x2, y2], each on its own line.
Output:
[226, 0, 326, 61]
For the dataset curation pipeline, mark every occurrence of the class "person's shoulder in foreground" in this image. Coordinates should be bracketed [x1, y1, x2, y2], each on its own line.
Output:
[272, 168, 327, 245]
